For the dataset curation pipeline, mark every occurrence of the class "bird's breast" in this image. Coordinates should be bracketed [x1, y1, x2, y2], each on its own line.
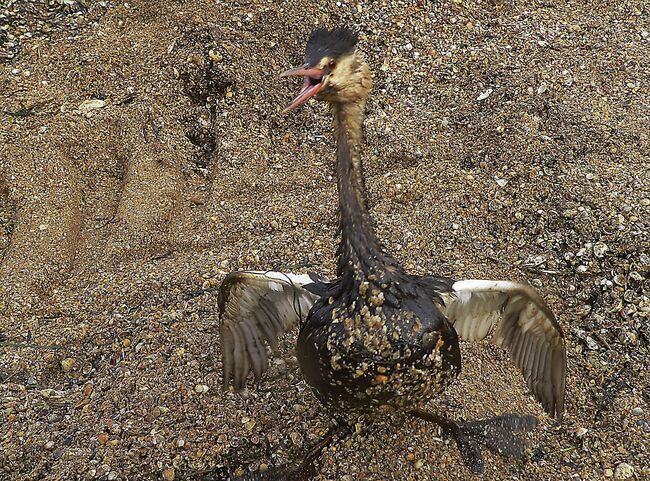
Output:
[297, 294, 460, 414]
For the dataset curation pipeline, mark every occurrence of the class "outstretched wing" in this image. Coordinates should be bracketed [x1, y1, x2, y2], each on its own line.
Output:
[218, 270, 323, 391]
[439, 279, 566, 419]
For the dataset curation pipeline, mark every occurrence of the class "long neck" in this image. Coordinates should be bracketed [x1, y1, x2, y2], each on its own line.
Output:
[332, 101, 395, 280]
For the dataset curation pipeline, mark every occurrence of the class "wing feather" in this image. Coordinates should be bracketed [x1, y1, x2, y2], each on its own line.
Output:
[218, 270, 323, 390]
[231, 324, 249, 390]
[529, 338, 544, 390]
[238, 320, 265, 380]
[221, 326, 235, 387]
[439, 279, 566, 418]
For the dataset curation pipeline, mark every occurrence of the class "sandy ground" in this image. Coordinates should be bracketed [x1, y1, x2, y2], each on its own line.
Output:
[1, 1, 649, 480]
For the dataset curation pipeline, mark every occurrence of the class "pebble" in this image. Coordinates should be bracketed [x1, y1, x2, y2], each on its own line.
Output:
[604, 468, 613, 477]
[593, 242, 609, 258]
[618, 331, 636, 344]
[585, 337, 599, 350]
[194, 384, 209, 394]
[45, 440, 55, 450]
[614, 463, 634, 479]
[290, 431, 302, 446]
[477, 88, 493, 101]
[631, 407, 644, 416]
[629, 271, 644, 281]
[162, 468, 175, 481]
[78, 99, 106, 116]
[575, 427, 588, 437]
[576, 329, 599, 350]
[414, 459, 424, 469]
[208, 49, 223, 62]
[61, 358, 75, 372]
[47, 413, 62, 423]
[148, 406, 161, 420]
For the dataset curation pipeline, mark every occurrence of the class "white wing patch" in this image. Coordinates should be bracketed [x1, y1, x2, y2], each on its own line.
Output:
[218, 271, 322, 391]
[440, 279, 566, 418]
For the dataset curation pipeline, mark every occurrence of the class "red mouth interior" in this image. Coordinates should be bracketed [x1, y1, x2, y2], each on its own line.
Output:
[283, 75, 324, 113]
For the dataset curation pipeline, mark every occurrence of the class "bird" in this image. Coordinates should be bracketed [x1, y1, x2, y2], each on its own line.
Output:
[217, 27, 566, 479]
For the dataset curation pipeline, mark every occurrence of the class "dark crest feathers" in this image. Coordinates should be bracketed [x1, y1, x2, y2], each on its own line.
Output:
[305, 27, 358, 66]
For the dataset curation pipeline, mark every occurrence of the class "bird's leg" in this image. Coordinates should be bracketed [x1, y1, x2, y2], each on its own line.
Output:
[231, 423, 351, 481]
[409, 409, 538, 475]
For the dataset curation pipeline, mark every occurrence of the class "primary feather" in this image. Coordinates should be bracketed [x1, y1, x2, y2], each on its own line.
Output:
[439, 279, 566, 418]
[218, 271, 323, 390]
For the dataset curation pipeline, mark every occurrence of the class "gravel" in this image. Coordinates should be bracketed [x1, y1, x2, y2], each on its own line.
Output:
[1, 1, 649, 480]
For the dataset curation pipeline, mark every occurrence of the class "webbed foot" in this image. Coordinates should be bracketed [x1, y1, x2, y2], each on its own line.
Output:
[451, 414, 538, 473]
[410, 409, 538, 474]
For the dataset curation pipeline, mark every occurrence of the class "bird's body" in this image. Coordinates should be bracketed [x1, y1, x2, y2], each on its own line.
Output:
[218, 27, 567, 478]
[296, 98, 461, 417]
[298, 269, 461, 417]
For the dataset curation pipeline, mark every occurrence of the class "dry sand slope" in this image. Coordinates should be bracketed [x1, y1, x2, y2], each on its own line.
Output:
[1, 1, 649, 480]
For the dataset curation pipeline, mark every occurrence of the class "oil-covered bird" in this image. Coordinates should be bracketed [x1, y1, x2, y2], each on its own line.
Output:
[218, 27, 566, 479]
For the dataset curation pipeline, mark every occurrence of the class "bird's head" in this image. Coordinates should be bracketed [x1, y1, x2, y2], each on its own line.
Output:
[281, 27, 372, 113]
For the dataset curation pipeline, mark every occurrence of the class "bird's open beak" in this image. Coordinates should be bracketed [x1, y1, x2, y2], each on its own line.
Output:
[280, 66, 326, 113]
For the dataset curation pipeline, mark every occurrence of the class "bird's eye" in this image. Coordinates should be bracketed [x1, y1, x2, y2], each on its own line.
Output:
[328, 59, 337, 70]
